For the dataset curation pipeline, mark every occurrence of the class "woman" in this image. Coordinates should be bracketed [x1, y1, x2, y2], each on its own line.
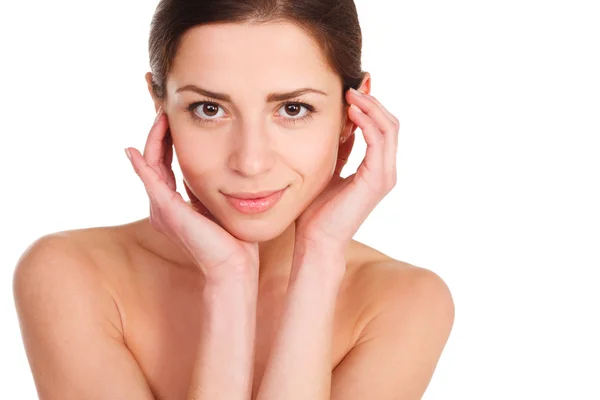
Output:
[13, 0, 454, 399]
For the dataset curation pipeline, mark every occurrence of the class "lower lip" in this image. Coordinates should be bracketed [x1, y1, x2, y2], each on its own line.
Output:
[224, 187, 288, 214]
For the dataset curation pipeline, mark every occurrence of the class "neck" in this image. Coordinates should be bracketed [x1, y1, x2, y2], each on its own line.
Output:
[257, 221, 296, 283]
[129, 216, 298, 285]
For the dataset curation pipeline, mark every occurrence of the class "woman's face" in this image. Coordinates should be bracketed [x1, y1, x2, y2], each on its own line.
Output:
[156, 21, 353, 243]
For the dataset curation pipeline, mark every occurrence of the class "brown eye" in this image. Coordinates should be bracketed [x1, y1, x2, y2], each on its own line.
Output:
[201, 103, 219, 117]
[188, 101, 226, 122]
[278, 102, 310, 119]
[285, 104, 301, 116]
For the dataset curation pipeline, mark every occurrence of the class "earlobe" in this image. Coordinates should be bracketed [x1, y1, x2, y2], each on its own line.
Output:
[338, 118, 356, 146]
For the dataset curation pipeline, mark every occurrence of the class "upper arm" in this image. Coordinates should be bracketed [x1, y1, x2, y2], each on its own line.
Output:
[331, 265, 454, 400]
[12, 233, 155, 400]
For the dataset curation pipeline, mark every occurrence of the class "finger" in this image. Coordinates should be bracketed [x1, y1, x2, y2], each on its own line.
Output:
[346, 90, 396, 135]
[183, 180, 219, 224]
[183, 180, 202, 206]
[367, 95, 399, 129]
[143, 108, 169, 167]
[367, 95, 400, 174]
[142, 108, 176, 190]
[127, 146, 183, 208]
[347, 91, 398, 188]
[347, 104, 385, 193]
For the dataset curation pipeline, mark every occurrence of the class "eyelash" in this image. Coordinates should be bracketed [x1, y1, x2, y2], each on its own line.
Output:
[186, 98, 317, 126]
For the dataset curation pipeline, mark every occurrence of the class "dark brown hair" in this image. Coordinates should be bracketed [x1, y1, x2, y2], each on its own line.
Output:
[148, 0, 367, 105]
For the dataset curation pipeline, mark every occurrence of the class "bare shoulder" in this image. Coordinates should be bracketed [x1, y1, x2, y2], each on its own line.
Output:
[12, 228, 157, 399]
[13, 227, 121, 285]
[13, 226, 132, 335]
[346, 240, 455, 341]
[330, 241, 455, 399]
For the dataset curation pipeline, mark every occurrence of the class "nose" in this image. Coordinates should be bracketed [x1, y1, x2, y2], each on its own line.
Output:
[228, 120, 276, 177]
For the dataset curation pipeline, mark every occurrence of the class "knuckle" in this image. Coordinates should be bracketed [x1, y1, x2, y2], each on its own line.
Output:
[131, 162, 140, 175]
[384, 121, 396, 133]
[387, 174, 397, 191]
[167, 189, 180, 204]
[359, 99, 374, 113]
[381, 169, 396, 189]
[365, 120, 381, 134]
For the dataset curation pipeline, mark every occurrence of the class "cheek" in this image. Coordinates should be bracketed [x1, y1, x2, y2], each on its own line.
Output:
[169, 119, 227, 173]
[173, 135, 226, 190]
[284, 132, 338, 178]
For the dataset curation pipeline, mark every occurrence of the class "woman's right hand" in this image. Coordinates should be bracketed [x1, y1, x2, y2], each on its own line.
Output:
[125, 108, 259, 281]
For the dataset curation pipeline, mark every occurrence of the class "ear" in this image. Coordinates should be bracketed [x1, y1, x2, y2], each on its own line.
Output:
[145, 72, 163, 113]
[357, 72, 372, 96]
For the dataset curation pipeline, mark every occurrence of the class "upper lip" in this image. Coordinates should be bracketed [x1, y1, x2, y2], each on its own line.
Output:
[223, 187, 287, 199]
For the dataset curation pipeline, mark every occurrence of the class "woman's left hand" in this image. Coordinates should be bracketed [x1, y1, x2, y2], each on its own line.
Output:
[295, 88, 400, 260]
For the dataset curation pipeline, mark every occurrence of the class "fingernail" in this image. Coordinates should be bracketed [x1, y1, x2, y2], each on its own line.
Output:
[154, 106, 163, 124]
[350, 88, 363, 96]
[125, 148, 131, 161]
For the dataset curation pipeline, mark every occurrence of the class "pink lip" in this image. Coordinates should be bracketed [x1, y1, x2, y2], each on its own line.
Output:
[224, 189, 283, 199]
[223, 186, 288, 214]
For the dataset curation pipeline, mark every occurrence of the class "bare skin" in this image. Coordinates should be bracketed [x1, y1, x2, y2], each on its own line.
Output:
[13, 21, 454, 400]
[14, 218, 452, 400]
[32, 218, 413, 400]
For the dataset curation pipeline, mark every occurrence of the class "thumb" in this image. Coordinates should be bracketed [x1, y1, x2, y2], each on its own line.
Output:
[183, 180, 217, 222]
[183, 180, 200, 205]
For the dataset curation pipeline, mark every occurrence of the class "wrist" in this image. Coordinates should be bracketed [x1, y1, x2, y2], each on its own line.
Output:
[202, 261, 259, 288]
[201, 273, 259, 310]
[291, 242, 346, 282]
[293, 238, 346, 263]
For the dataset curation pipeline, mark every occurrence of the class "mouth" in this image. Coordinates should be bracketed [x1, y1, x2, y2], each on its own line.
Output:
[222, 186, 289, 214]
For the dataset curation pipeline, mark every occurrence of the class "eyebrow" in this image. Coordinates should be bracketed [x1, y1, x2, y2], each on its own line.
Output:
[175, 85, 328, 102]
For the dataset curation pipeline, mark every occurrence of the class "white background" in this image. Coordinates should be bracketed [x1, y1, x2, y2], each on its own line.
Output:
[1, 0, 599, 398]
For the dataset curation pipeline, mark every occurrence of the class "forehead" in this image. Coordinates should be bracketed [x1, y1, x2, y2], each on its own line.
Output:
[168, 21, 339, 94]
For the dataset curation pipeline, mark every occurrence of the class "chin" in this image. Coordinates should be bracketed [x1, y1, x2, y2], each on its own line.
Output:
[221, 216, 293, 243]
